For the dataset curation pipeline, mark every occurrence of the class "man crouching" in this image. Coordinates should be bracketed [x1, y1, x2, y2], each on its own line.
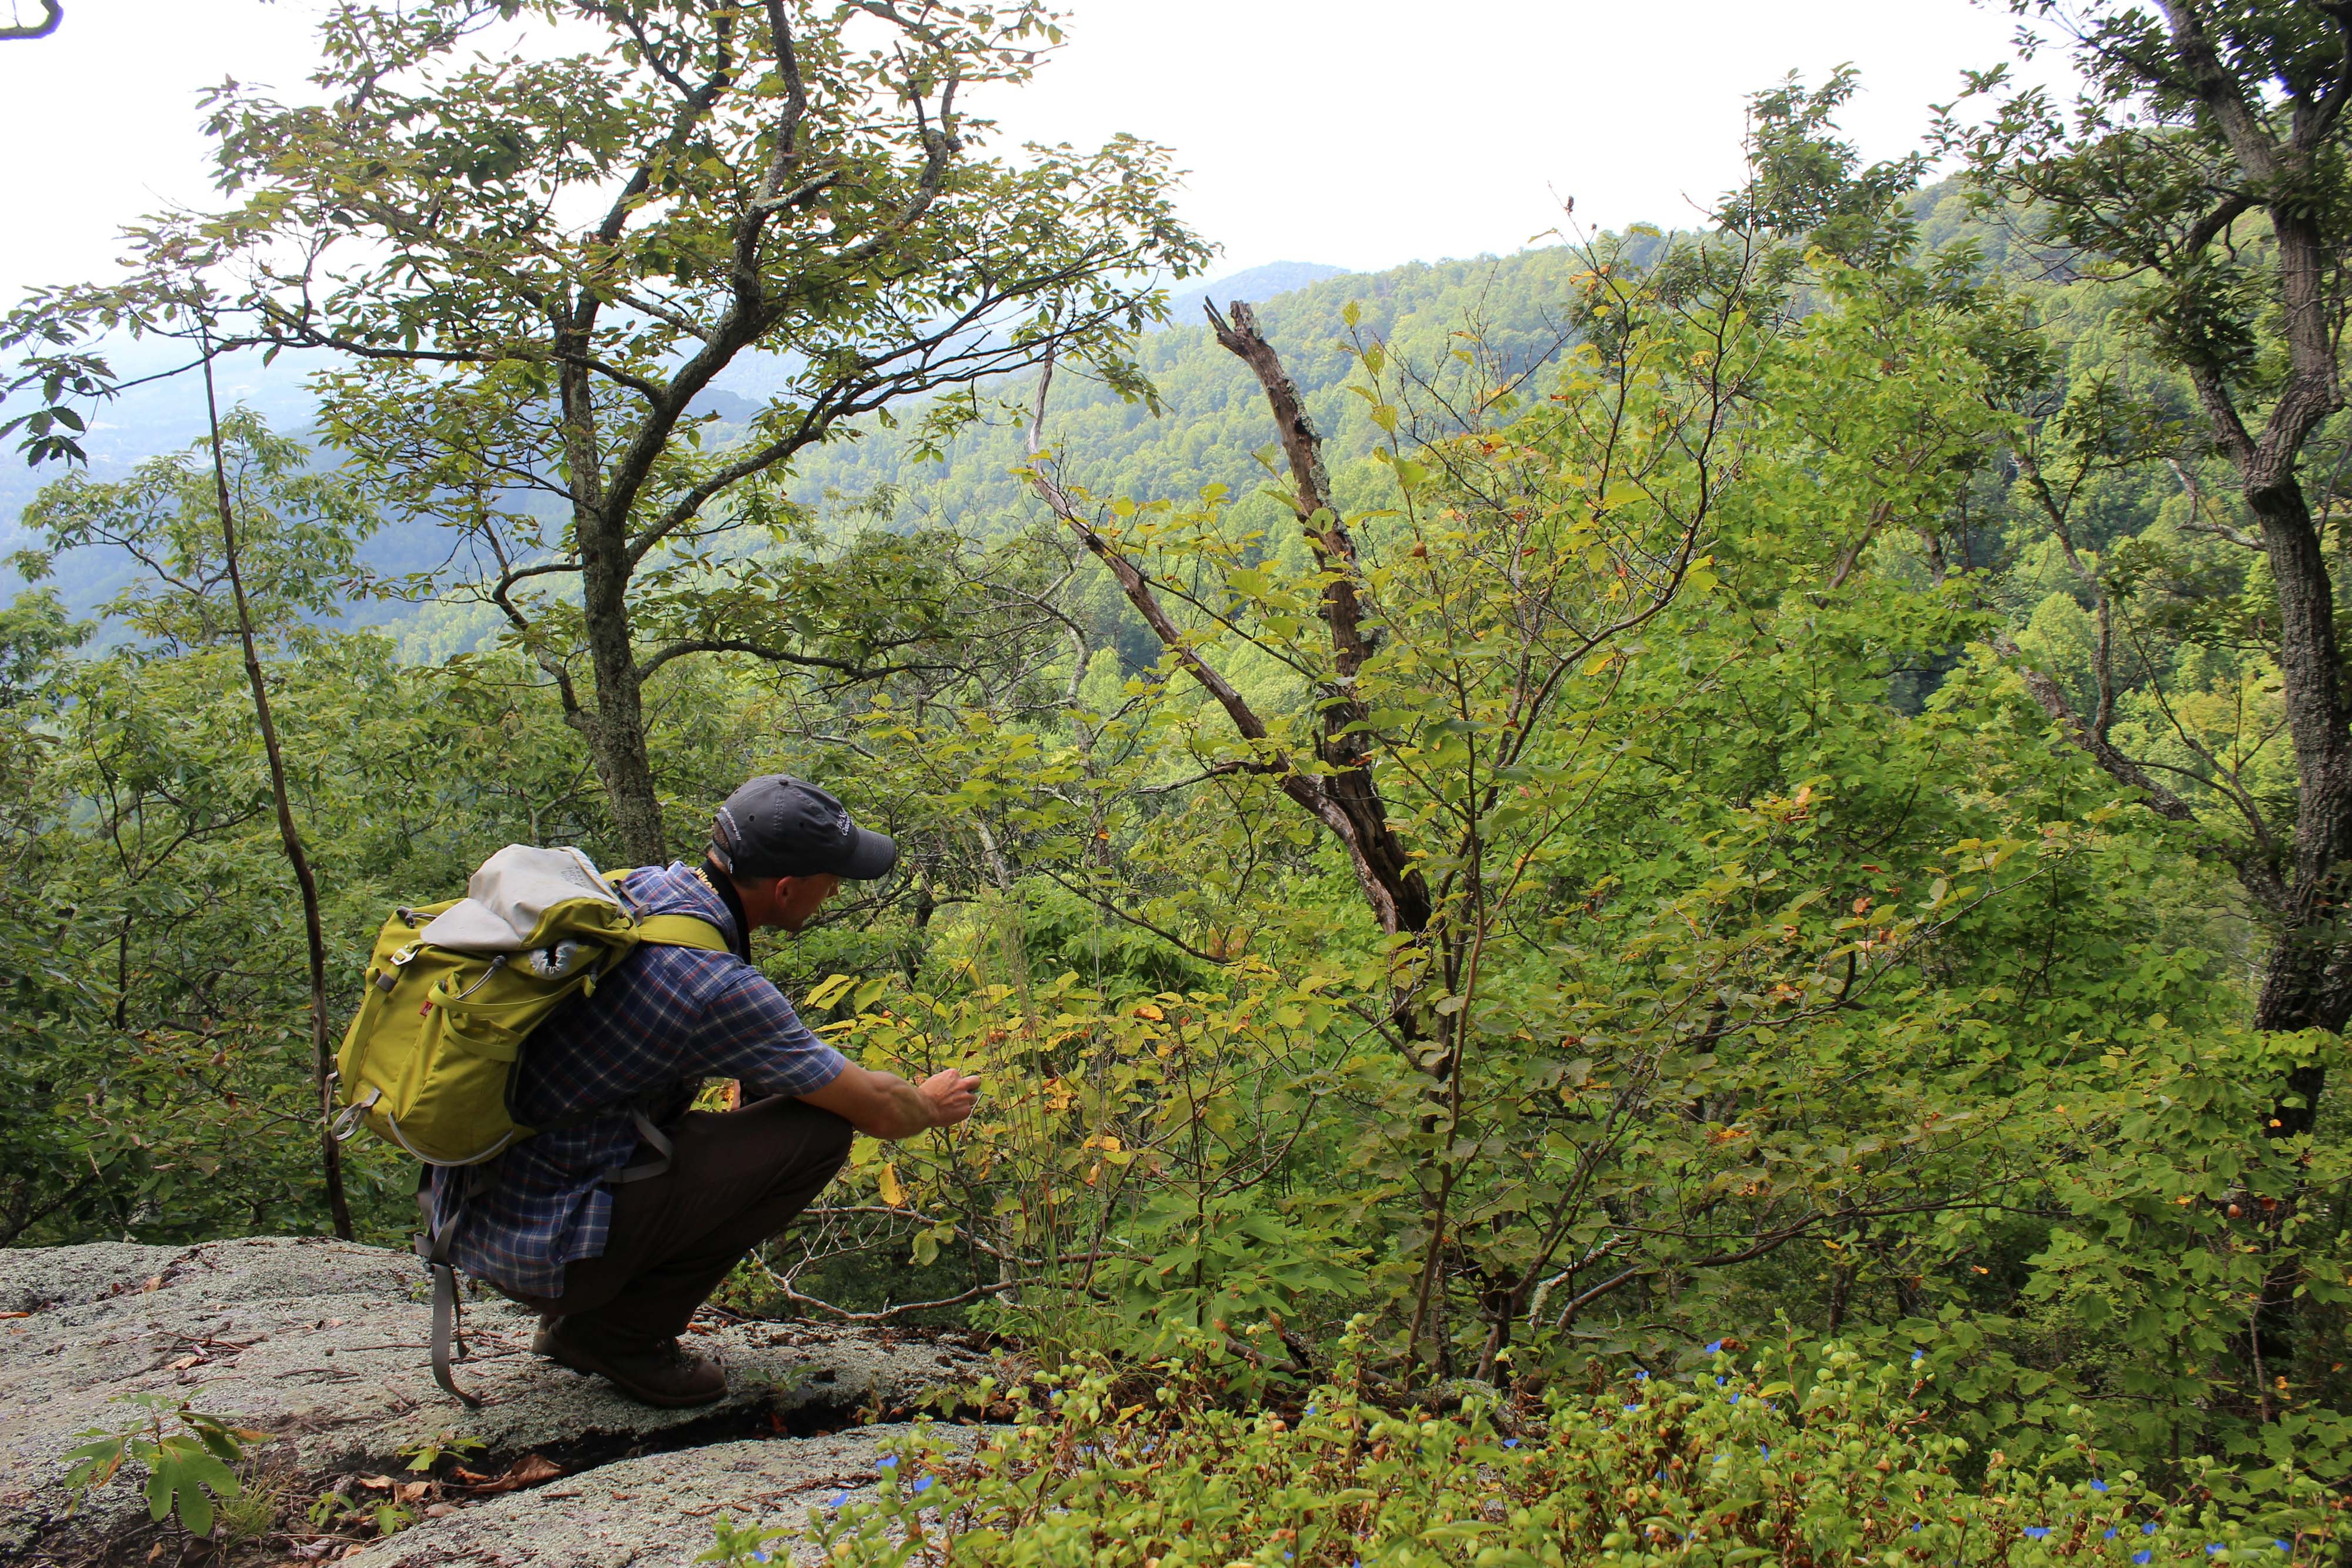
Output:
[428, 775, 978, 1406]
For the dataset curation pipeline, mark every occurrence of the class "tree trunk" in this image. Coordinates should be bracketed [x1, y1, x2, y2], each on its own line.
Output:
[580, 554, 667, 866]
[2238, 477, 2348, 1375]
[2245, 474, 2352, 1086]
[557, 342, 670, 868]
[201, 343, 353, 1242]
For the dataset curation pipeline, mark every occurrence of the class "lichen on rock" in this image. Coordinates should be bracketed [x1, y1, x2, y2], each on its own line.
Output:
[0, 1236, 987, 1563]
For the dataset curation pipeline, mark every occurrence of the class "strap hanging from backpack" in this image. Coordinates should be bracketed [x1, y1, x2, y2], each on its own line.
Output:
[417, 1165, 495, 1407]
[611, 1105, 675, 1183]
[415, 1101, 677, 1406]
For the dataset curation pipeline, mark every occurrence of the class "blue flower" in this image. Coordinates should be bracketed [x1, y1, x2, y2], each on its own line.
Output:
[2134, 1554, 2153, 1565]
[2277, 1542, 2293, 1554]
[1911, 1350, 1925, 1363]
[1716, 1376, 1728, 1386]
[2092, 1481, 2109, 1493]
[1705, 1340, 1725, 1354]
[1912, 1524, 1923, 1534]
[2107, 1530, 2119, 1540]
[2026, 1527, 2051, 1539]
[913, 1477, 934, 1495]
[1729, 1393, 1740, 1405]
[827, 1493, 848, 1507]
[2147, 1523, 2161, 1536]
[1759, 1444, 1770, 1458]
[2207, 1546, 2225, 1557]
[1305, 1405, 1318, 1416]
[876, 1457, 899, 1470]
[1503, 1438, 1519, 1449]
[1623, 1404, 1642, 1413]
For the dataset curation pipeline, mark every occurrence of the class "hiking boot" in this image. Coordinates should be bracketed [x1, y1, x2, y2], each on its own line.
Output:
[531, 1319, 727, 1408]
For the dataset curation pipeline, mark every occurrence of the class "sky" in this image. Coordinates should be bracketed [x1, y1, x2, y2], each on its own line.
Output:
[0, 0, 2054, 307]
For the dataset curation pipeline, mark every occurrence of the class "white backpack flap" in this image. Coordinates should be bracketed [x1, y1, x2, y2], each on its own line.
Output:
[416, 845, 625, 952]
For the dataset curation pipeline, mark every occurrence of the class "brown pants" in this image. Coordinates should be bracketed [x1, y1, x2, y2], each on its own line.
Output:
[501, 1095, 852, 1347]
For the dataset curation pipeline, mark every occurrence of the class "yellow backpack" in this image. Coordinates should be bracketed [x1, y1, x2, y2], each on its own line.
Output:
[330, 845, 729, 1403]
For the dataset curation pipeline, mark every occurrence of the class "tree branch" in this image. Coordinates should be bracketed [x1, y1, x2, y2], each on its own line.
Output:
[636, 636, 943, 684]
[0, 1, 60, 41]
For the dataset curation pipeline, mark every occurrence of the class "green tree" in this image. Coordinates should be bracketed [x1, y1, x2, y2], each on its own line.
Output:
[1940, 0, 2352, 1369]
[21, 409, 379, 1236]
[12, 0, 1205, 863]
[1945, 2, 2348, 1095]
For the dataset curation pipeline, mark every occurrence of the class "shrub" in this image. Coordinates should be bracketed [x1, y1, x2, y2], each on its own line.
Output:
[703, 1336, 2340, 1567]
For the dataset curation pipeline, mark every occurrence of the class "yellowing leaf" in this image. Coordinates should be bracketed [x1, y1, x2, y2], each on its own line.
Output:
[1134, 1002, 1164, 1021]
[804, 972, 857, 1009]
[878, 1164, 905, 1206]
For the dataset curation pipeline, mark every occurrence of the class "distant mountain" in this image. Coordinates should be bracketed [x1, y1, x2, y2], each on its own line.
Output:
[0, 343, 325, 552]
[1160, 261, 1351, 329]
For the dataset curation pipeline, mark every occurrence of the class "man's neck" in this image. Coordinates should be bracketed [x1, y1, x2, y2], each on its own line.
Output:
[694, 858, 754, 962]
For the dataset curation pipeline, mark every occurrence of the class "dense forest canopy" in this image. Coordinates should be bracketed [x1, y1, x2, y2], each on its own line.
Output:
[3, 0, 2351, 1557]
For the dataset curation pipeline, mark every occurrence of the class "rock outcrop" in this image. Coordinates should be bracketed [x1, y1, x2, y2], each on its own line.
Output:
[0, 1237, 988, 1564]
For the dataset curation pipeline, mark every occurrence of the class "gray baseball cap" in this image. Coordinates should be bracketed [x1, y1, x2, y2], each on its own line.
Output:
[708, 776, 898, 881]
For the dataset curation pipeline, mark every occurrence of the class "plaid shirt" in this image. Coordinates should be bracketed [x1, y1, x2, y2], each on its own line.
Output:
[433, 861, 847, 1296]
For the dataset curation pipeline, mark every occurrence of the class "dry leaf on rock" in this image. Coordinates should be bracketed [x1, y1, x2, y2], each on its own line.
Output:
[468, 1453, 563, 1494]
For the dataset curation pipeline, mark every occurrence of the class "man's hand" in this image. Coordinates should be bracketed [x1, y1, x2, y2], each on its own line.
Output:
[800, 1062, 980, 1141]
[920, 1069, 981, 1128]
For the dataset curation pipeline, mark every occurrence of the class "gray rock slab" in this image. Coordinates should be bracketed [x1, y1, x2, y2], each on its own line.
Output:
[0, 1241, 185, 1314]
[346, 1423, 978, 1568]
[0, 1237, 987, 1561]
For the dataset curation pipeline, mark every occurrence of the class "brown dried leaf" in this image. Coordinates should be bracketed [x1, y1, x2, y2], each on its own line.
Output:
[467, 1453, 563, 1495]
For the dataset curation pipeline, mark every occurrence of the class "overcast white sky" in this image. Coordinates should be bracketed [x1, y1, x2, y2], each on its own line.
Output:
[1, 0, 2050, 306]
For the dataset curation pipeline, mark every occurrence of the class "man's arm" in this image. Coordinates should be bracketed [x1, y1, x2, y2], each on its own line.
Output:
[797, 1063, 980, 1141]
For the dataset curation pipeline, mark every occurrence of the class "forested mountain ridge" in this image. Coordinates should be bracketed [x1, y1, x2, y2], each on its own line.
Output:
[786, 246, 1598, 535]
[387, 241, 1656, 660]
[6, 252, 1525, 647]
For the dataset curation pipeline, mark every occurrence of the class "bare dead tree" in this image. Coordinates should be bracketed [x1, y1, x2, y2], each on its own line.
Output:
[1024, 310, 1432, 944]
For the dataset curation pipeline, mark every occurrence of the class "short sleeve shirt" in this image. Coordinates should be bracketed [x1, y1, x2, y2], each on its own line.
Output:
[434, 861, 847, 1296]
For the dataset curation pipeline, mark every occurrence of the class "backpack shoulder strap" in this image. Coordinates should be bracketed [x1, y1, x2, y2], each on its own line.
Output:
[636, 914, 729, 951]
[601, 867, 730, 954]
